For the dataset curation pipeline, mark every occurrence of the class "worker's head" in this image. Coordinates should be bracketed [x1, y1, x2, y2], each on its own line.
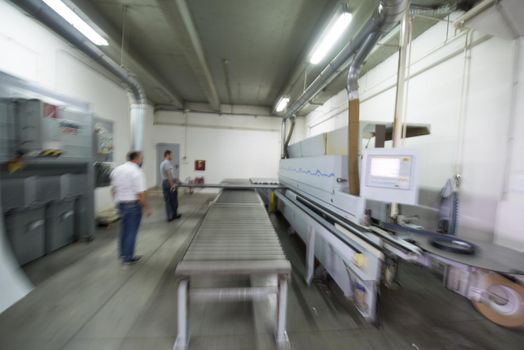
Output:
[164, 150, 172, 160]
[127, 151, 143, 166]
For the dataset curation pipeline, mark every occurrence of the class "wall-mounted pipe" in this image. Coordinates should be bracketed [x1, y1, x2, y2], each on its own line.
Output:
[11, 0, 148, 150]
[391, 11, 412, 149]
[389, 10, 412, 218]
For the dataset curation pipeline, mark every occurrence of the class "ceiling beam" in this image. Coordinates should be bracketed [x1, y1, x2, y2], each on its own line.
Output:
[156, 0, 221, 111]
[69, 0, 184, 108]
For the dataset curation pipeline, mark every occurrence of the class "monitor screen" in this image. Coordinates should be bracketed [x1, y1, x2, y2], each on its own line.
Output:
[370, 157, 401, 179]
[361, 150, 417, 205]
[366, 154, 412, 190]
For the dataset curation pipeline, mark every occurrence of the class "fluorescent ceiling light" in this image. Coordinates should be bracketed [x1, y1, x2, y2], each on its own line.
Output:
[310, 12, 352, 65]
[275, 97, 290, 112]
[42, 0, 109, 46]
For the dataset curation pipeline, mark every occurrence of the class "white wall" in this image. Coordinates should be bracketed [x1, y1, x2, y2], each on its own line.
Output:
[494, 37, 524, 251]
[147, 111, 305, 187]
[304, 18, 521, 247]
[0, 0, 131, 212]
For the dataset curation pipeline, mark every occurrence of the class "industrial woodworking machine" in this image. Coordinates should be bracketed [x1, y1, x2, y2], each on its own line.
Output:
[275, 128, 524, 328]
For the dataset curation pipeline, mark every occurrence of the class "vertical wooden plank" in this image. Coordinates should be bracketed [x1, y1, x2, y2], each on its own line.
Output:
[348, 99, 360, 196]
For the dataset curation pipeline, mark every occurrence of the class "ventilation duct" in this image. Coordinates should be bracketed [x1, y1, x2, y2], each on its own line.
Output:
[11, 0, 149, 150]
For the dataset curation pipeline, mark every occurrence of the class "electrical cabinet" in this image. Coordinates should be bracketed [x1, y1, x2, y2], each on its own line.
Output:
[16, 99, 92, 159]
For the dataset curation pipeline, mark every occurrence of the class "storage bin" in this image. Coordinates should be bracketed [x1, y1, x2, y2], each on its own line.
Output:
[4, 205, 46, 265]
[45, 198, 75, 253]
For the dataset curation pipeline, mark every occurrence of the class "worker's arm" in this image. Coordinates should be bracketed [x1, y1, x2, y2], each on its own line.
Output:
[165, 168, 176, 189]
[137, 192, 151, 217]
[110, 169, 116, 200]
[136, 171, 151, 216]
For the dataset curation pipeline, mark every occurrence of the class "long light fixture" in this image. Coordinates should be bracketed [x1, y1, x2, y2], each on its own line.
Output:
[275, 97, 290, 112]
[42, 0, 109, 46]
[309, 12, 352, 65]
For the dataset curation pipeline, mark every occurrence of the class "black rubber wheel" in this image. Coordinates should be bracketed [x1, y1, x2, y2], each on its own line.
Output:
[430, 237, 476, 255]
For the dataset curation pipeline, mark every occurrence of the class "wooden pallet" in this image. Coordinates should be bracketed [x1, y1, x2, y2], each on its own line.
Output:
[96, 208, 120, 228]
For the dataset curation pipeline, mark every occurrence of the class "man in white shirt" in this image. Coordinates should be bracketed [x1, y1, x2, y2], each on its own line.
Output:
[160, 150, 181, 221]
[111, 151, 151, 264]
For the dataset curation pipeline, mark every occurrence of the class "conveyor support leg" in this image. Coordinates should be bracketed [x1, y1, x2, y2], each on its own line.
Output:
[306, 226, 316, 285]
[174, 279, 189, 350]
[276, 276, 289, 346]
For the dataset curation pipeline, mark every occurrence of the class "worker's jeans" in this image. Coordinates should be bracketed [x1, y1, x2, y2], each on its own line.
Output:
[118, 201, 142, 262]
[162, 180, 179, 220]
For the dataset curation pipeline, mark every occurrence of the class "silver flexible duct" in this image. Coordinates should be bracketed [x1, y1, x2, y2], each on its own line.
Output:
[284, 0, 409, 120]
[283, 117, 296, 159]
[347, 0, 409, 100]
[11, 0, 148, 150]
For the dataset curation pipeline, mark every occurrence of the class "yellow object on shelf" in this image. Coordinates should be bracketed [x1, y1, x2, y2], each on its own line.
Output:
[353, 253, 366, 268]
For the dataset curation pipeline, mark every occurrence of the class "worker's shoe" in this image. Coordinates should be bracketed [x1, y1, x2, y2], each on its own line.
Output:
[168, 214, 182, 222]
[122, 256, 142, 265]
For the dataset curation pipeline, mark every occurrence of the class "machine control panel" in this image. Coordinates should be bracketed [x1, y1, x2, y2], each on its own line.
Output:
[361, 149, 418, 205]
[366, 155, 413, 190]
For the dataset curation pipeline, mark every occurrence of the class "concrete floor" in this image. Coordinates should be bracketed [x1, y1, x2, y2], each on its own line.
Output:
[1, 192, 523, 350]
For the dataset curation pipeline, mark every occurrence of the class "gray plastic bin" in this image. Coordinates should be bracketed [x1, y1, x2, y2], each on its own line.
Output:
[45, 198, 76, 253]
[4, 205, 46, 265]
[36, 176, 61, 203]
[74, 196, 89, 240]
[1, 177, 37, 211]
[62, 174, 88, 198]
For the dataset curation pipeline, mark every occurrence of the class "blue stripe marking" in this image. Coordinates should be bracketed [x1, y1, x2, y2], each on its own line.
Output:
[281, 167, 336, 178]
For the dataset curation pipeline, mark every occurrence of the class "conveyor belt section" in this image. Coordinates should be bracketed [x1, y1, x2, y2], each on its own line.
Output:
[174, 190, 291, 349]
[215, 189, 262, 204]
[183, 204, 286, 262]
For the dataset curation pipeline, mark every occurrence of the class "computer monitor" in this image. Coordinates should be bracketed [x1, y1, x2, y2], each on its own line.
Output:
[361, 149, 418, 205]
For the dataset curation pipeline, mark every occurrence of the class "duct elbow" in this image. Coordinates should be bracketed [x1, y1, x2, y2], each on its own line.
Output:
[347, 66, 360, 101]
[380, 0, 410, 32]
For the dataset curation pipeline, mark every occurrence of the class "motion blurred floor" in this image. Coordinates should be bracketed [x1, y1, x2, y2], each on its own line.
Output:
[0, 191, 523, 350]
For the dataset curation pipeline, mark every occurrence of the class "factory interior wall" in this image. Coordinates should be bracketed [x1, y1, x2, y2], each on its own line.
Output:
[304, 20, 523, 249]
[147, 112, 305, 187]
[0, 0, 131, 213]
[494, 36, 524, 251]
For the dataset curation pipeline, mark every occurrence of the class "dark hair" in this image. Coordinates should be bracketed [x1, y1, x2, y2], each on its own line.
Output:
[127, 151, 142, 161]
[164, 150, 172, 157]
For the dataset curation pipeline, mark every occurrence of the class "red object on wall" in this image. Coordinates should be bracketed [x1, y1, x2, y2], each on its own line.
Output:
[44, 103, 59, 119]
[195, 160, 206, 171]
[194, 177, 205, 184]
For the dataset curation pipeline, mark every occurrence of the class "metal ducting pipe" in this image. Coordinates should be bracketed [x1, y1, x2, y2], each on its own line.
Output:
[280, 118, 287, 159]
[11, 0, 148, 150]
[410, 2, 457, 17]
[282, 117, 296, 159]
[284, 0, 409, 121]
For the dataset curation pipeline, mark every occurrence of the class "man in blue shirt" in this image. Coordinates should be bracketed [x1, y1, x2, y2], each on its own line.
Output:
[160, 150, 181, 222]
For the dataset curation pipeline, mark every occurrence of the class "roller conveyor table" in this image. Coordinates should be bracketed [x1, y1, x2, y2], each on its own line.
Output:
[174, 190, 291, 349]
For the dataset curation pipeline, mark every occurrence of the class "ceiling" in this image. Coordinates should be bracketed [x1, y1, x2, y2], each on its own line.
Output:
[68, 0, 458, 115]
